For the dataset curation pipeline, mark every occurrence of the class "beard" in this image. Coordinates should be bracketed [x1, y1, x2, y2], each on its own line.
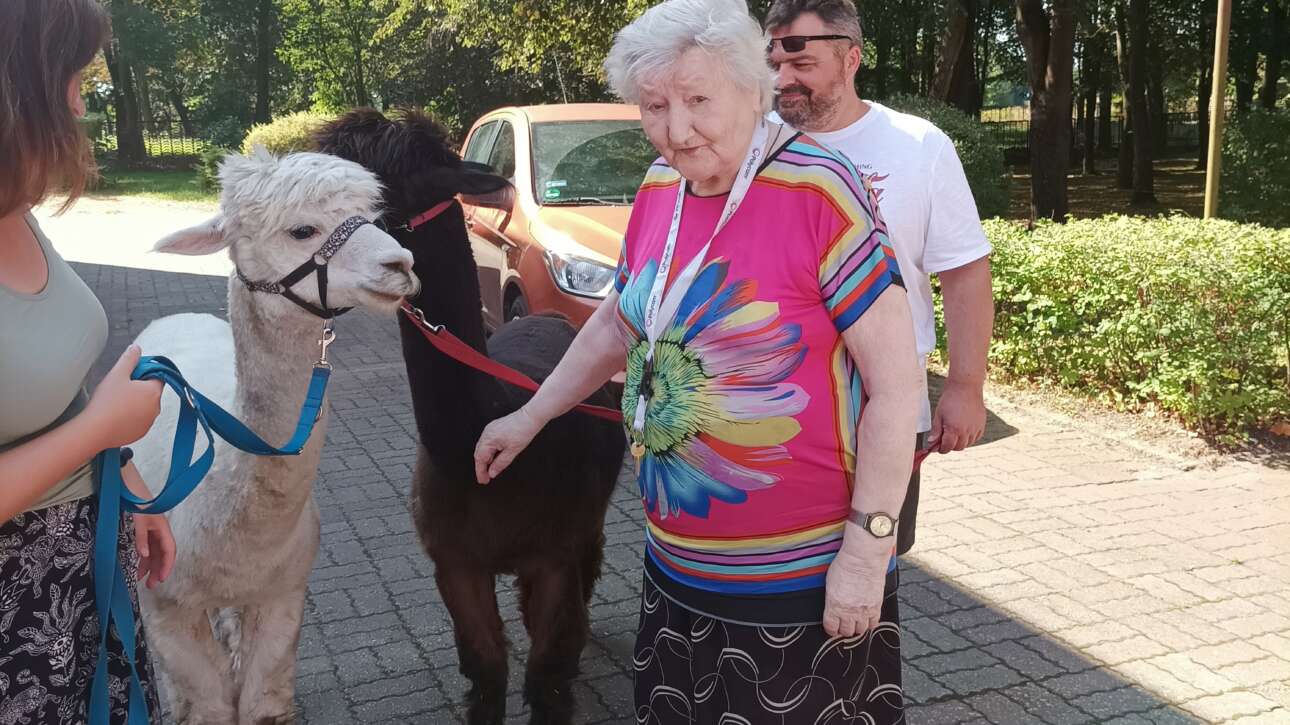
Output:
[774, 82, 843, 130]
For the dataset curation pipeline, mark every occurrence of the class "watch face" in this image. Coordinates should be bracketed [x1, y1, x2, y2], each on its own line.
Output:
[869, 515, 894, 537]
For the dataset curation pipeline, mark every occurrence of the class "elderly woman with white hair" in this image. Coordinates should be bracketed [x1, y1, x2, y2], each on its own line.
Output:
[474, 0, 920, 721]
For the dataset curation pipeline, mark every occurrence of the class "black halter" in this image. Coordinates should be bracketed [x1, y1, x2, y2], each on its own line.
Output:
[235, 216, 372, 319]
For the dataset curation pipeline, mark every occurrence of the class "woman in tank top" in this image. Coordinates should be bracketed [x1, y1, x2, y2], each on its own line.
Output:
[0, 2, 175, 722]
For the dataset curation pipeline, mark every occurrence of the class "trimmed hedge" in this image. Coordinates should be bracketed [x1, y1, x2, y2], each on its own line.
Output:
[1222, 109, 1290, 228]
[986, 215, 1289, 436]
[240, 111, 333, 156]
[882, 94, 1010, 219]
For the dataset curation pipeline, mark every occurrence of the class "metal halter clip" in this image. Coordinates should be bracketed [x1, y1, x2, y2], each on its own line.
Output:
[316, 320, 337, 369]
[409, 305, 444, 334]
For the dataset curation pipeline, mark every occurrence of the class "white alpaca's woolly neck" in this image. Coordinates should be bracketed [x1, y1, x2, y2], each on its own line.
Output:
[218, 278, 332, 534]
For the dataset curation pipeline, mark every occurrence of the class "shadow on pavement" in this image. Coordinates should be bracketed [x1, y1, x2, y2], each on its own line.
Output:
[79, 262, 1212, 724]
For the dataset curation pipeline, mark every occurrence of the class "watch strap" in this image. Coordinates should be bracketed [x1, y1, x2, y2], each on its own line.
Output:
[848, 509, 898, 538]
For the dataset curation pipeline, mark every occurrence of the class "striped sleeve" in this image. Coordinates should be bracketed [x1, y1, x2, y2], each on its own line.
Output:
[817, 163, 904, 333]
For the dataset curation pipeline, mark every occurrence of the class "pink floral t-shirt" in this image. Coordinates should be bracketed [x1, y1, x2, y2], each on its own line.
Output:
[615, 134, 903, 623]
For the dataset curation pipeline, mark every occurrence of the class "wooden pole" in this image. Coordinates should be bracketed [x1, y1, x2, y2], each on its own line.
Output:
[1203, 0, 1232, 218]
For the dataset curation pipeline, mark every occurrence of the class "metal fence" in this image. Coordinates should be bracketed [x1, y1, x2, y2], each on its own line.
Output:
[95, 112, 206, 159]
[983, 112, 1201, 154]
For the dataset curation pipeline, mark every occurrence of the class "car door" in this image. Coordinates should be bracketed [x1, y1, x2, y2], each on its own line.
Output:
[470, 120, 520, 330]
[461, 120, 507, 329]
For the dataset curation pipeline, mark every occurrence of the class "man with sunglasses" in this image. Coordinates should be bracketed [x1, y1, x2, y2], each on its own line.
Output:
[767, 1, 995, 560]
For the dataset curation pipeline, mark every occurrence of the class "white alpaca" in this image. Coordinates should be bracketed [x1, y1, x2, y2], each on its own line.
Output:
[129, 149, 418, 725]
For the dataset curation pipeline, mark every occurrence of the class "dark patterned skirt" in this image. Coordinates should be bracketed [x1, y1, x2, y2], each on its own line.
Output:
[633, 566, 904, 725]
[0, 496, 161, 725]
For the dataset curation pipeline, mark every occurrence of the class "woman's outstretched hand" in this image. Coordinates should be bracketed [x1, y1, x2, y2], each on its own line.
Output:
[474, 406, 545, 484]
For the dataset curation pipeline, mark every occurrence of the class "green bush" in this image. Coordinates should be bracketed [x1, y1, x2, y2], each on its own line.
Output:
[881, 94, 1010, 219]
[194, 146, 232, 193]
[986, 215, 1290, 437]
[1221, 109, 1290, 228]
[240, 111, 332, 156]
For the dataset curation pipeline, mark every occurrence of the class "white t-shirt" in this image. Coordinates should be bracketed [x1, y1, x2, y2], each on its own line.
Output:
[771, 101, 992, 431]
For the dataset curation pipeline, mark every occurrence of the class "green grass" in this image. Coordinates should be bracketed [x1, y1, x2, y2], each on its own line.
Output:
[90, 168, 217, 204]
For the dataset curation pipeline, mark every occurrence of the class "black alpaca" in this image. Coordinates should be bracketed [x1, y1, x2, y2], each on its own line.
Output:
[314, 109, 626, 725]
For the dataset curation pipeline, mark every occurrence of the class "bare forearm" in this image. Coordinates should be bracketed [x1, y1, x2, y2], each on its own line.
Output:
[522, 294, 626, 424]
[939, 257, 993, 387]
[849, 391, 918, 520]
[836, 288, 922, 559]
[122, 461, 154, 506]
[0, 413, 105, 523]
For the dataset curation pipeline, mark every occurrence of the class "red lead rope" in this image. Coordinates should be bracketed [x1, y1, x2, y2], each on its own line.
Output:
[398, 302, 933, 472]
[399, 303, 625, 423]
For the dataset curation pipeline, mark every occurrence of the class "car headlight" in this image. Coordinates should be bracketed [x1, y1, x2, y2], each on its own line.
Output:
[545, 250, 617, 298]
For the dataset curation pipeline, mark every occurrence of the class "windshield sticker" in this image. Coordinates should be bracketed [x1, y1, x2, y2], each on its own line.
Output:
[546, 180, 569, 188]
[544, 187, 562, 199]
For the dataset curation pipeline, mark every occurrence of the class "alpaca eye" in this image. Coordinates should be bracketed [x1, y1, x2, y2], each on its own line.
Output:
[288, 226, 318, 240]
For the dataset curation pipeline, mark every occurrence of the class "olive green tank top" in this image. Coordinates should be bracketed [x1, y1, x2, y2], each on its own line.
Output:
[0, 214, 109, 511]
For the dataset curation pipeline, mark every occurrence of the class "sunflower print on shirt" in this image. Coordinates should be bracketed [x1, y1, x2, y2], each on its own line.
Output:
[618, 252, 810, 520]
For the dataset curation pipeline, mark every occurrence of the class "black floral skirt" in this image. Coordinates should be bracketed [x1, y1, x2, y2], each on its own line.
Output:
[0, 496, 161, 725]
[633, 566, 904, 724]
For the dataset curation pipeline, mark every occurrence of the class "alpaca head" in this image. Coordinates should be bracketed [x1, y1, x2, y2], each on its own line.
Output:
[311, 107, 509, 228]
[154, 148, 420, 317]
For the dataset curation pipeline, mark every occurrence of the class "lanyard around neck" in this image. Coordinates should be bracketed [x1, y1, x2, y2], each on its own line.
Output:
[631, 119, 773, 444]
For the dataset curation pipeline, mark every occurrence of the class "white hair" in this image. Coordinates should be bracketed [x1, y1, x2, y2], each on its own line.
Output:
[605, 0, 776, 114]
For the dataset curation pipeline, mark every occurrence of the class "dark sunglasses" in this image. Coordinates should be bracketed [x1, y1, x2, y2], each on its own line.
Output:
[767, 34, 852, 53]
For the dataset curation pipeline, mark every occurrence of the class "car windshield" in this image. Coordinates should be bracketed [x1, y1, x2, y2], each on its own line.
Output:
[531, 120, 657, 206]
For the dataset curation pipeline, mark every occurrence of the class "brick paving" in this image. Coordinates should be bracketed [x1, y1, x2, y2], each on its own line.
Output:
[78, 260, 1290, 725]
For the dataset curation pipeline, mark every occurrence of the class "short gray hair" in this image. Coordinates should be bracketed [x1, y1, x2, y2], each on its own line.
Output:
[765, 0, 863, 49]
[605, 0, 776, 114]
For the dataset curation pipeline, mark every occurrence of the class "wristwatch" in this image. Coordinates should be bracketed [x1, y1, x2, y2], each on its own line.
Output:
[848, 509, 897, 539]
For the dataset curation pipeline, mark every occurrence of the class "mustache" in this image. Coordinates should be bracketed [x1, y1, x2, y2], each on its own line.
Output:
[778, 84, 813, 98]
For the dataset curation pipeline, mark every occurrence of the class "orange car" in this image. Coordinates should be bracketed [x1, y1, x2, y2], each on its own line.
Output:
[459, 104, 656, 330]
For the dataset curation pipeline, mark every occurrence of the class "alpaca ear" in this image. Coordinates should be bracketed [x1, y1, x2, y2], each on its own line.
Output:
[453, 163, 512, 195]
[153, 217, 230, 256]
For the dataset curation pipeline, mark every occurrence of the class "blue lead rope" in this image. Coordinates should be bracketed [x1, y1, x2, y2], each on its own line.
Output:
[90, 354, 332, 725]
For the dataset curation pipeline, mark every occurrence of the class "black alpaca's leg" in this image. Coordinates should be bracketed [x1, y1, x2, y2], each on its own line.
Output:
[436, 563, 508, 725]
[518, 563, 588, 725]
[579, 533, 606, 605]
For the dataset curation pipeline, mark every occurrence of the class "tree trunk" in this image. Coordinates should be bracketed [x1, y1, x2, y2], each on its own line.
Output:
[875, 11, 891, 98]
[254, 0, 273, 124]
[900, 0, 918, 93]
[1198, 0, 1214, 169]
[1126, 0, 1156, 203]
[1115, 4, 1134, 189]
[1235, 51, 1258, 112]
[1147, 35, 1167, 155]
[105, 43, 146, 164]
[921, 22, 937, 95]
[134, 62, 155, 133]
[1084, 88, 1098, 173]
[1261, 0, 1285, 109]
[977, 0, 995, 105]
[1099, 79, 1113, 155]
[1015, 0, 1077, 223]
[931, 0, 982, 113]
[165, 83, 195, 137]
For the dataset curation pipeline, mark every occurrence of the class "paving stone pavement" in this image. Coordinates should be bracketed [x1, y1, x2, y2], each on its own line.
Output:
[78, 261, 1290, 725]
